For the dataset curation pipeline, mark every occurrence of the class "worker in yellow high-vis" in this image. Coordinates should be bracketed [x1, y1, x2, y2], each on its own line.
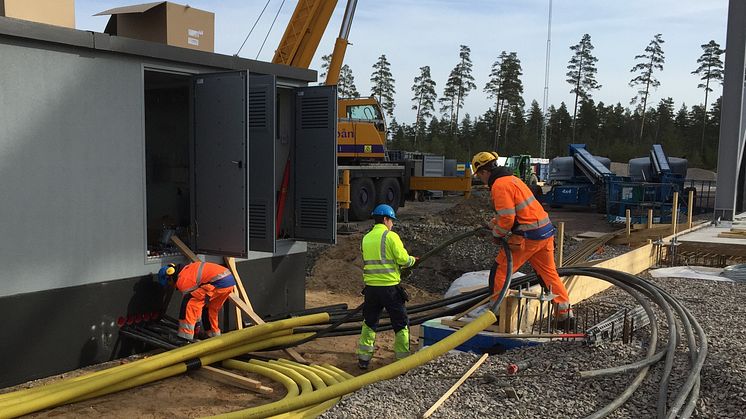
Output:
[356, 204, 417, 370]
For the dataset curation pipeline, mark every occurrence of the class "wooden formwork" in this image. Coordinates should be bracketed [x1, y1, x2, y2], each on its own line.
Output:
[442, 221, 708, 334]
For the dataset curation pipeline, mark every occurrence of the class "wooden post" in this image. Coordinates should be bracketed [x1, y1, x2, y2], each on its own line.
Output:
[557, 222, 565, 267]
[647, 209, 653, 229]
[625, 209, 631, 240]
[224, 258, 307, 364]
[687, 189, 694, 230]
[422, 353, 489, 418]
[671, 191, 679, 236]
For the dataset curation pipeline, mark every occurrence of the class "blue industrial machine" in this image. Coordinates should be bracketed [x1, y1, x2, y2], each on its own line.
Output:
[606, 144, 687, 223]
[540, 144, 618, 211]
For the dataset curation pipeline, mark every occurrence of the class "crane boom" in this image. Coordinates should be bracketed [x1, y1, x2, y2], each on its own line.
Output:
[272, 0, 338, 67]
[325, 0, 358, 85]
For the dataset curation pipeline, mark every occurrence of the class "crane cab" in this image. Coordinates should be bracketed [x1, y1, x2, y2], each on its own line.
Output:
[337, 97, 387, 163]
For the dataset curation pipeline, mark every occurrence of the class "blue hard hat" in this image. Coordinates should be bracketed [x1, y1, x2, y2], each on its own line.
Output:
[157, 263, 177, 287]
[371, 204, 397, 220]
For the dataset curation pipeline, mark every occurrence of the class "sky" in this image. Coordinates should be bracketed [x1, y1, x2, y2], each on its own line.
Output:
[76, 0, 729, 124]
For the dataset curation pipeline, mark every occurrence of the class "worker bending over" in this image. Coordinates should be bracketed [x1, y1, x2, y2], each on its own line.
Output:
[471, 151, 574, 326]
[159, 261, 236, 341]
[356, 204, 418, 369]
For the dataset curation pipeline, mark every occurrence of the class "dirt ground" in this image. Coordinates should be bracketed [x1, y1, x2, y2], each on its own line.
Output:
[7, 193, 620, 418]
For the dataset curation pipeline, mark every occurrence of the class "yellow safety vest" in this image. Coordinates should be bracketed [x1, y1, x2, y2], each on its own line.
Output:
[362, 224, 415, 286]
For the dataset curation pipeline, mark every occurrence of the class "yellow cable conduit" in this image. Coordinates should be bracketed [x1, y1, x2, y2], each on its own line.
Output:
[2, 307, 498, 419]
[0, 313, 329, 418]
[206, 310, 497, 419]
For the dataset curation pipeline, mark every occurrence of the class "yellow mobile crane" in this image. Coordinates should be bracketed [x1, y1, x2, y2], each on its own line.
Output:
[272, 0, 470, 220]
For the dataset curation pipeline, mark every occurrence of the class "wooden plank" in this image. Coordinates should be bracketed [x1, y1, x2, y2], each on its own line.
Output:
[228, 293, 307, 364]
[225, 257, 244, 329]
[671, 191, 679, 236]
[687, 190, 694, 230]
[170, 235, 200, 262]
[563, 243, 656, 305]
[717, 232, 746, 239]
[229, 292, 265, 326]
[557, 222, 565, 267]
[575, 231, 608, 239]
[192, 365, 273, 394]
[451, 295, 491, 322]
[647, 209, 654, 229]
[440, 319, 586, 338]
[422, 353, 489, 418]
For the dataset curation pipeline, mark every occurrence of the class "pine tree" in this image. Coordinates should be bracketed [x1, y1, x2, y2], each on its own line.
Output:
[318, 54, 331, 86]
[411, 66, 437, 145]
[655, 97, 676, 148]
[566, 34, 601, 141]
[370, 54, 396, 118]
[485, 51, 524, 150]
[525, 100, 544, 152]
[439, 45, 477, 132]
[630, 34, 665, 141]
[338, 64, 360, 98]
[548, 103, 573, 157]
[692, 40, 725, 154]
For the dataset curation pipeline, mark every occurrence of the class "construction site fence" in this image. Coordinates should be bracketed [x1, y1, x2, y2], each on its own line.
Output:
[683, 179, 715, 214]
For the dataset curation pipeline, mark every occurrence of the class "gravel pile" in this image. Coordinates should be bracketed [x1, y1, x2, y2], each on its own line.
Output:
[322, 275, 746, 419]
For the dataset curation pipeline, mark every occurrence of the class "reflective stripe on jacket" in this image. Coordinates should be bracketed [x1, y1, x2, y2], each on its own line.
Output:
[175, 262, 234, 294]
[362, 224, 415, 286]
[489, 174, 551, 238]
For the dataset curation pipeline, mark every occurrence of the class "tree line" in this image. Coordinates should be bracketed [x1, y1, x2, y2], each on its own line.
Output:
[321, 35, 725, 169]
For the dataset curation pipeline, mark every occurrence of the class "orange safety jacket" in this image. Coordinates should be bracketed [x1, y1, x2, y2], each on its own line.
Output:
[175, 262, 234, 294]
[489, 169, 552, 238]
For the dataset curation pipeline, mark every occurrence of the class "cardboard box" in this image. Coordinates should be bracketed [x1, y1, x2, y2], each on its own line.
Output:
[0, 0, 75, 28]
[96, 2, 214, 52]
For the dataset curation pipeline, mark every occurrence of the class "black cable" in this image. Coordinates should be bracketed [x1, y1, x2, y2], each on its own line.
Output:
[236, 0, 272, 56]
[256, 0, 287, 60]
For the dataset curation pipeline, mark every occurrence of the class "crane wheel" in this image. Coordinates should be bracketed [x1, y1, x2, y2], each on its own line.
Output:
[375, 177, 402, 213]
[349, 177, 376, 221]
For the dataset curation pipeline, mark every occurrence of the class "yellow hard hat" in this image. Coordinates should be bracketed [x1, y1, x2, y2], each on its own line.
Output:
[471, 151, 499, 173]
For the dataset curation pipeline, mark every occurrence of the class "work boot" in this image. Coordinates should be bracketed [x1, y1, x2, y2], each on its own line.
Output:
[357, 359, 370, 370]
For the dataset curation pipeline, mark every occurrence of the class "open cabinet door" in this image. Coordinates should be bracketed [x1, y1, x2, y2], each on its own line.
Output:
[249, 74, 276, 253]
[294, 85, 337, 244]
[192, 71, 249, 257]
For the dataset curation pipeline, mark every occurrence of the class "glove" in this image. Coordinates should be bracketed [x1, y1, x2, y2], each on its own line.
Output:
[489, 217, 507, 239]
[414, 256, 420, 262]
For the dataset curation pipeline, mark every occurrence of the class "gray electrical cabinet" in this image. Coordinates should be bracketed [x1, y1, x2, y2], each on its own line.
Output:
[193, 71, 250, 257]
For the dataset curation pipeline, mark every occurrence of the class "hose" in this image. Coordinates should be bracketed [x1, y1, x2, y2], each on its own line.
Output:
[568, 267, 707, 419]
[279, 227, 494, 348]
[401, 226, 487, 280]
[204, 238, 515, 419]
[207, 312, 501, 419]
[0, 313, 330, 418]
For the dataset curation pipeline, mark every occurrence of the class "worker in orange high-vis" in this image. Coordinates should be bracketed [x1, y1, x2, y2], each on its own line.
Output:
[159, 262, 236, 341]
[471, 151, 574, 327]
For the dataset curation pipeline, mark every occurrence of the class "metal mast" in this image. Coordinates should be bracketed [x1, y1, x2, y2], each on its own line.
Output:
[540, 0, 553, 159]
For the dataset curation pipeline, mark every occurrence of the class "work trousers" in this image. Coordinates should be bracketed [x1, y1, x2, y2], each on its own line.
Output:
[491, 235, 572, 319]
[178, 284, 234, 340]
[357, 285, 410, 361]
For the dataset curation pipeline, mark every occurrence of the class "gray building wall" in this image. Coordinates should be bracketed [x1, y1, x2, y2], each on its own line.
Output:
[0, 27, 316, 386]
[0, 38, 153, 297]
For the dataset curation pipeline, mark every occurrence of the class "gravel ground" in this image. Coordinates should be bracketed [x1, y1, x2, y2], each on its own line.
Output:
[322, 275, 746, 419]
